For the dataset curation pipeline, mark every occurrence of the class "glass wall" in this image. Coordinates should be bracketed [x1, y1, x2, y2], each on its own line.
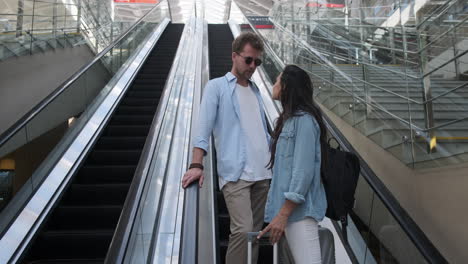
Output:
[0, 0, 142, 61]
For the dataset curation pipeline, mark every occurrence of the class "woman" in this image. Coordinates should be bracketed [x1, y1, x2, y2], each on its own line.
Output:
[257, 65, 327, 264]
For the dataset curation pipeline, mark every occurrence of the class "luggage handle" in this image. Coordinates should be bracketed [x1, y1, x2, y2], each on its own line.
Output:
[247, 232, 278, 264]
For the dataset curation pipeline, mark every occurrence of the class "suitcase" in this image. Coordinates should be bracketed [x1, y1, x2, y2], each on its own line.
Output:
[246, 226, 335, 264]
[319, 226, 335, 264]
[247, 232, 278, 264]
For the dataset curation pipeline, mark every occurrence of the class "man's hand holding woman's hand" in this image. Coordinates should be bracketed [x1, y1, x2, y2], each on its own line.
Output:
[182, 168, 204, 188]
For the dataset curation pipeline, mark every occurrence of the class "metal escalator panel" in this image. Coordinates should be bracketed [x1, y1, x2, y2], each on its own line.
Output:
[19, 24, 184, 263]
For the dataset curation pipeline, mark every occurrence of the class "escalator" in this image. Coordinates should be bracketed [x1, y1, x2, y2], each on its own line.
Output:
[20, 23, 184, 263]
[208, 24, 274, 264]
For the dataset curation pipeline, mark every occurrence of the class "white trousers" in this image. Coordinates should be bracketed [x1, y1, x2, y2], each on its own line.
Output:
[285, 217, 322, 264]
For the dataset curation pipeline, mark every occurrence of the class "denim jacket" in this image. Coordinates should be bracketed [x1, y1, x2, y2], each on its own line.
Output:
[193, 72, 271, 183]
[264, 112, 327, 223]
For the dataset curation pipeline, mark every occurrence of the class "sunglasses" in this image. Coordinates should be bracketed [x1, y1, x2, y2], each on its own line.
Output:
[235, 52, 262, 66]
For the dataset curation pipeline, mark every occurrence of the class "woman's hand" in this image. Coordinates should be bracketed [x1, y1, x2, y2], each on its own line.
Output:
[257, 213, 288, 244]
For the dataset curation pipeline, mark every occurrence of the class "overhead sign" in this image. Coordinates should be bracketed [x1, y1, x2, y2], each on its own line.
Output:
[246, 16, 274, 29]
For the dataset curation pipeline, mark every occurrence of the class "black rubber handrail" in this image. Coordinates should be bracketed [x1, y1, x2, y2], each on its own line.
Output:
[180, 16, 205, 264]
[0, 1, 162, 149]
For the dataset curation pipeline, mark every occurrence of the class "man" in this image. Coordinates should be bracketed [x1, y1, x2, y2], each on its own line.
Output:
[182, 32, 271, 264]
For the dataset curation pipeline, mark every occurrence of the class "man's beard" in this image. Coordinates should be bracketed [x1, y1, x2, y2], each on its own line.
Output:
[237, 68, 253, 80]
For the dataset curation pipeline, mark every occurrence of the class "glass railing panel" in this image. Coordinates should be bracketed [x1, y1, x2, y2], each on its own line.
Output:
[0, 0, 124, 61]
[0, 3, 169, 233]
[348, 176, 374, 263]
[341, 175, 428, 264]
[366, 191, 427, 264]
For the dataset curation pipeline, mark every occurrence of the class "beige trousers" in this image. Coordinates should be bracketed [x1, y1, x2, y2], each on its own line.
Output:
[222, 179, 270, 264]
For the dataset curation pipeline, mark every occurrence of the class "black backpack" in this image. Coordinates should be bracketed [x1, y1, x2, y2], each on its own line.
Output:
[321, 138, 360, 241]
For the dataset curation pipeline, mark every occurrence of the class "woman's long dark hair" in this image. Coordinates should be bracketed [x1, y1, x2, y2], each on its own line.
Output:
[268, 65, 327, 171]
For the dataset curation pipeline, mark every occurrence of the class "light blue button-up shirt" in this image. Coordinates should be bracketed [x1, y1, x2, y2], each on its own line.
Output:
[264, 112, 327, 223]
[193, 72, 271, 183]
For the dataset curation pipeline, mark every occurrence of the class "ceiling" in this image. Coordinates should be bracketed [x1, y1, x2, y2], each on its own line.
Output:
[113, 0, 275, 24]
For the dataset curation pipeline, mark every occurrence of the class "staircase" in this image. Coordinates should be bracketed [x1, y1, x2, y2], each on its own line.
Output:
[20, 24, 184, 263]
[313, 64, 468, 167]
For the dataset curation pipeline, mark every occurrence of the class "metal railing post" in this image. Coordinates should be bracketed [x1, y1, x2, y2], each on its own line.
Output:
[16, 0, 24, 38]
[389, 28, 396, 64]
[29, 0, 36, 54]
[77, 0, 82, 34]
[417, 29, 436, 153]
[451, 25, 460, 79]
[53, 0, 58, 48]
[362, 63, 371, 115]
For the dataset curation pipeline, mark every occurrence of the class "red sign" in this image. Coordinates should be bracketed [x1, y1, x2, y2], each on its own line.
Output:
[241, 24, 275, 29]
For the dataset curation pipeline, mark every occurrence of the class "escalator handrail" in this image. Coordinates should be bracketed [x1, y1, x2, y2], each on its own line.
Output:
[228, 9, 448, 263]
[180, 17, 207, 264]
[0, 0, 164, 149]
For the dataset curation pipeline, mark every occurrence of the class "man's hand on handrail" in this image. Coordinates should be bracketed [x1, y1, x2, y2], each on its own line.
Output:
[182, 168, 204, 188]
[182, 147, 205, 188]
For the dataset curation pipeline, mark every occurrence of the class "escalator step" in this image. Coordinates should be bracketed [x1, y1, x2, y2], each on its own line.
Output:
[47, 206, 123, 230]
[133, 73, 169, 80]
[217, 192, 227, 214]
[125, 90, 161, 98]
[86, 150, 142, 165]
[129, 85, 165, 92]
[103, 125, 150, 137]
[109, 115, 154, 126]
[28, 230, 114, 260]
[120, 97, 160, 106]
[94, 136, 147, 150]
[76, 165, 136, 184]
[116, 105, 157, 115]
[61, 184, 131, 206]
[133, 74, 169, 82]
[219, 213, 230, 241]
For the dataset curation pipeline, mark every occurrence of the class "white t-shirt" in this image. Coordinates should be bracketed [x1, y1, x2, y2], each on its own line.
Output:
[219, 83, 272, 189]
